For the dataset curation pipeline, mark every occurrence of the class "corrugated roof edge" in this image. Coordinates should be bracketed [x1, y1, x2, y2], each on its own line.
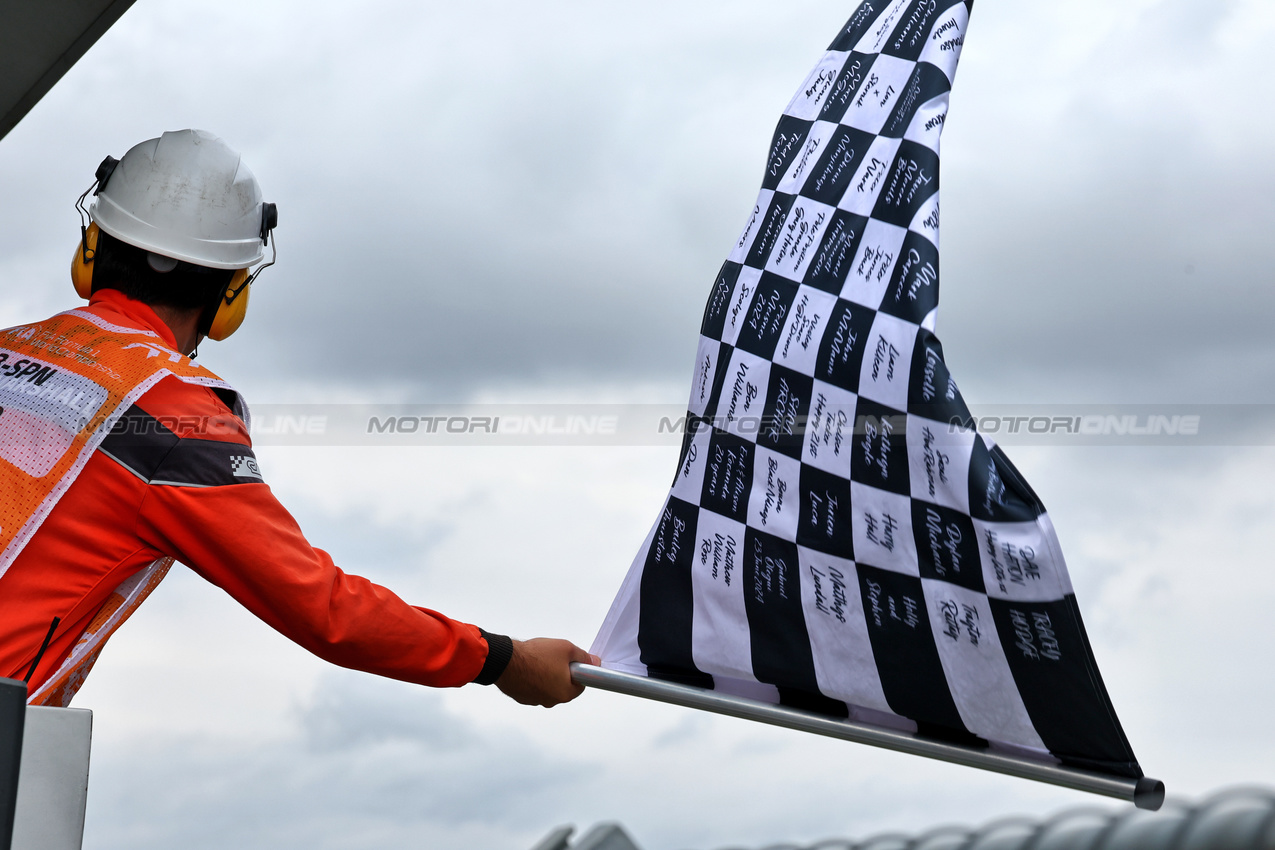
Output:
[712, 787, 1275, 850]
[535, 787, 1275, 850]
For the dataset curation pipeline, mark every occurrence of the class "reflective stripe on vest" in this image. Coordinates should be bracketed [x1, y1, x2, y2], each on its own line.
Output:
[0, 308, 247, 705]
[27, 556, 174, 707]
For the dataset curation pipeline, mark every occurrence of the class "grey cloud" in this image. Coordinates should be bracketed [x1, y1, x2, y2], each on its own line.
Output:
[0, 1, 859, 398]
[301, 679, 475, 753]
[75, 440, 1275, 849]
[5, 1, 1272, 403]
[928, 0, 1275, 403]
[84, 672, 597, 850]
[238, 0, 1275, 402]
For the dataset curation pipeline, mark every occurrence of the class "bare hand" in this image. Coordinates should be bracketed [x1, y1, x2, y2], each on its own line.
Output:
[496, 638, 598, 707]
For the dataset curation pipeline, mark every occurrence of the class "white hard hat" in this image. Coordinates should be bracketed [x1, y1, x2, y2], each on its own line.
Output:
[90, 129, 271, 270]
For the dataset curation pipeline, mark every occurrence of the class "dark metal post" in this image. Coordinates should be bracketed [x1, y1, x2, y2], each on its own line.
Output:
[0, 678, 27, 850]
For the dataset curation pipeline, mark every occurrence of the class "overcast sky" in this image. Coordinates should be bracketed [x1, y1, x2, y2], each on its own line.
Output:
[3, 0, 1275, 848]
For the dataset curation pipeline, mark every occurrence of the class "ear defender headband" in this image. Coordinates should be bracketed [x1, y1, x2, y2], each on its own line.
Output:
[71, 155, 278, 343]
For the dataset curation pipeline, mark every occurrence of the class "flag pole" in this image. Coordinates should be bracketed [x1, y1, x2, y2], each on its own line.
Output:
[570, 664, 1164, 811]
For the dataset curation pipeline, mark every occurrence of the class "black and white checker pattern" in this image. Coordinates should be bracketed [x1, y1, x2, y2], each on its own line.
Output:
[593, 0, 1143, 779]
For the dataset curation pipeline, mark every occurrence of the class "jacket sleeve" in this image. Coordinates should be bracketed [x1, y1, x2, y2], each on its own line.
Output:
[120, 393, 511, 688]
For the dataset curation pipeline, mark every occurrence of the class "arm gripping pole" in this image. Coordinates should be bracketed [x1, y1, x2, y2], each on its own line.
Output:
[571, 664, 1164, 811]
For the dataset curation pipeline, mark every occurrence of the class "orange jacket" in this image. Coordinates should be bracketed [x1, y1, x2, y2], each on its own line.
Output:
[0, 290, 512, 693]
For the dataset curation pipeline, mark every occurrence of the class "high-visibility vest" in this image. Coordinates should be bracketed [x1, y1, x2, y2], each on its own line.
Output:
[0, 307, 244, 706]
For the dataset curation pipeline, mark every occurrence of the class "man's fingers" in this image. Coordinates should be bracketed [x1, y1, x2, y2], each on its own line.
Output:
[495, 637, 595, 708]
[562, 642, 589, 702]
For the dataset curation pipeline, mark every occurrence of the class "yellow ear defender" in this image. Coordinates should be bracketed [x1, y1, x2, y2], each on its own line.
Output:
[205, 269, 251, 342]
[71, 221, 252, 341]
[71, 221, 99, 299]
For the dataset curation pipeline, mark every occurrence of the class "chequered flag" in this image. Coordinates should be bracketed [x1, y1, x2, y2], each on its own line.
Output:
[592, 0, 1143, 779]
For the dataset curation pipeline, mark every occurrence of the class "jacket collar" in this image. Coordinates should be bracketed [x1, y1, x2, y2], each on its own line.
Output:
[85, 289, 181, 352]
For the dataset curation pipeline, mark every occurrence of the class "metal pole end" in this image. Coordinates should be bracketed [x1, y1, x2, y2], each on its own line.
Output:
[1134, 777, 1166, 811]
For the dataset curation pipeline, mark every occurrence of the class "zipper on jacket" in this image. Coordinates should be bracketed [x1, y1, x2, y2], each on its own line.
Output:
[22, 616, 61, 685]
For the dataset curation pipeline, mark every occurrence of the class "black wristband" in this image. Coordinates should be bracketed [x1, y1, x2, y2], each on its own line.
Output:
[474, 629, 514, 685]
